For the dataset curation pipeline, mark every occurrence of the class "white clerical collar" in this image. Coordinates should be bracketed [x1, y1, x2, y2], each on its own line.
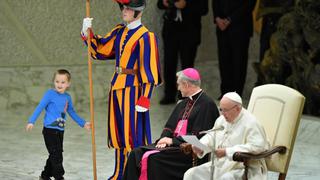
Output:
[126, 18, 142, 30]
[188, 89, 202, 100]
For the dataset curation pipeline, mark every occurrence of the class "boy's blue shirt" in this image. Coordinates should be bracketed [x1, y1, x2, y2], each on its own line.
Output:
[28, 89, 86, 131]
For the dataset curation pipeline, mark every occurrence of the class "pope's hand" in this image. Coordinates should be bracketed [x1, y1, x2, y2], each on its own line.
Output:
[192, 145, 203, 156]
[215, 148, 226, 158]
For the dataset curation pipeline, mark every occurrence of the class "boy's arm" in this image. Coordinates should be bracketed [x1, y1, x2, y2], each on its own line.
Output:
[28, 90, 51, 124]
[66, 96, 86, 127]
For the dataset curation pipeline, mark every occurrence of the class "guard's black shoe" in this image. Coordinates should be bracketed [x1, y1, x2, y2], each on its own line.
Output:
[159, 96, 176, 105]
[39, 176, 51, 180]
[54, 177, 65, 180]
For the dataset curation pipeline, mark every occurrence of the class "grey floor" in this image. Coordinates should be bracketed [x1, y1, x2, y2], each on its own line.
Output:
[1, 88, 320, 180]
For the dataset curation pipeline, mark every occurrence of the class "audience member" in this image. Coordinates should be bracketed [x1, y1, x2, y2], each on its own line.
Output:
[158, 0, 209, 104]
[212, 0, 257, 98]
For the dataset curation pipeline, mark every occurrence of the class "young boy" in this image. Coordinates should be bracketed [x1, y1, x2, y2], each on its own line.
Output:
[26, 69, 91, 180]
[81, 0, 161, 179]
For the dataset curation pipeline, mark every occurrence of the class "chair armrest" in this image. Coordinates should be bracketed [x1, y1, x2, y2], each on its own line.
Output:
[233, 146, 287, 162]
[180, 143, 201, 166]
[180, 143, 193, 155]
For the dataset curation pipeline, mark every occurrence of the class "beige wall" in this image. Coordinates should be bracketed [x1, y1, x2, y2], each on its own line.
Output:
[0, 0, 259, 112]
[0, 0, 222, 66]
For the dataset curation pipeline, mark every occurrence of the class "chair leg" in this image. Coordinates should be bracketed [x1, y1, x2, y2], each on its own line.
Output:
[192, 153, 198, 166]
[279, 173, 287, 180]
[243, 160, 248, 180]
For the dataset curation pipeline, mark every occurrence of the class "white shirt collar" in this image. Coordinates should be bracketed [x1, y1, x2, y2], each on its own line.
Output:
[126, 18, 142, 30]
[188, 89, 202, 100]
[175, 9, 183, 22]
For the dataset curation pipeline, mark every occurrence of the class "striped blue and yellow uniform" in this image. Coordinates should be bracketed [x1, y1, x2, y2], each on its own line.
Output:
[83, 23, 161, 180]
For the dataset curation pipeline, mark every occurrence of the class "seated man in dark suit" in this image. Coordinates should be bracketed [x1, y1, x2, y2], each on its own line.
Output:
[122, 68, 220, 180]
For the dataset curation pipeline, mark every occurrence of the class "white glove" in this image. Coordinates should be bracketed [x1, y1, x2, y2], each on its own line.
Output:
[135, 105, 148, 112]
[82, 17, 93, 37]
[135, 96, 150, 112]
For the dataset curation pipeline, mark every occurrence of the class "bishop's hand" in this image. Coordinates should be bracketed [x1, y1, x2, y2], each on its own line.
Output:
[155, 137, 173, 148]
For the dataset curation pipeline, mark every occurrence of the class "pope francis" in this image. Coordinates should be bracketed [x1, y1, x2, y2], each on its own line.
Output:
[183, 92, 269, 180]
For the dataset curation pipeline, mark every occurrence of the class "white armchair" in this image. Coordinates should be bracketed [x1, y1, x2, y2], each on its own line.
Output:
[233, 84, 305, 180]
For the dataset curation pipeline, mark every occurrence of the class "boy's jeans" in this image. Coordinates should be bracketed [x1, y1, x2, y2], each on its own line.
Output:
[41, 127, 65, 180]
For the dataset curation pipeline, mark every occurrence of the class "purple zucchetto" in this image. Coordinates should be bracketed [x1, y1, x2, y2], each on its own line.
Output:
[181, 68, 201, 81]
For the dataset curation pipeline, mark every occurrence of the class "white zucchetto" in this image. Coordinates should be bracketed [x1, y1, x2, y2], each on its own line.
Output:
[223, 92, 242, 105]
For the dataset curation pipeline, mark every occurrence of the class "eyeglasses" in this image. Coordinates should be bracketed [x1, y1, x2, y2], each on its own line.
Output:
[219, 105, 238, 113]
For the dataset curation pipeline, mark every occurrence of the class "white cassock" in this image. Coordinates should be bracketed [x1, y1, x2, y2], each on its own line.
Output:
[184, 108, 269, 180]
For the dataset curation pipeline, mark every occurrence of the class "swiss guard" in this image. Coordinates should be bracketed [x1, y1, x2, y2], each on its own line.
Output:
[81, 0, 162, 179]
